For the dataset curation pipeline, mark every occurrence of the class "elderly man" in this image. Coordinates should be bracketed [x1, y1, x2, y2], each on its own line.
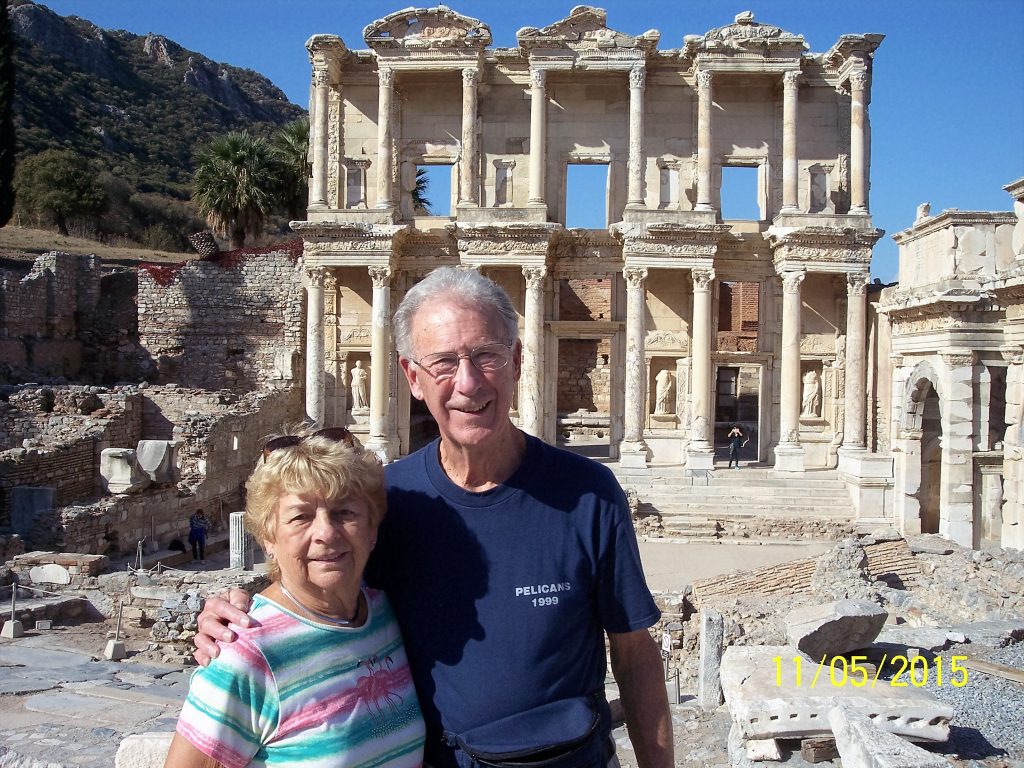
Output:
[196, 267, 673, 768]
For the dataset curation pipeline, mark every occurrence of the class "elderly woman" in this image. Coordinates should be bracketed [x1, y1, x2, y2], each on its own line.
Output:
[164, 429, 425, 768]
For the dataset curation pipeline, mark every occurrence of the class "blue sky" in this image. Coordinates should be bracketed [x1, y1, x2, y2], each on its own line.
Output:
[39, 1, 1024, 281]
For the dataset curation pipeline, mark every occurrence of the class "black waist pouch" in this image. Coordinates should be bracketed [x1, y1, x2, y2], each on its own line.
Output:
[442, 696, 604, 768]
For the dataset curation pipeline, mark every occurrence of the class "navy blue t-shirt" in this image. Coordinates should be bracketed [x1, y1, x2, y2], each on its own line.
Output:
[365, 434, 660, 767]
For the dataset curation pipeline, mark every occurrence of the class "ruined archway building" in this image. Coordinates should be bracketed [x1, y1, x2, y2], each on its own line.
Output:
[294, 10, 884, 480]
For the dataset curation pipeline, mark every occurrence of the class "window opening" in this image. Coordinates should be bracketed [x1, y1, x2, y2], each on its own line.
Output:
[565, 164, 608, 228]
[416, 165, 452, 216]
[720, 165, 760, 220]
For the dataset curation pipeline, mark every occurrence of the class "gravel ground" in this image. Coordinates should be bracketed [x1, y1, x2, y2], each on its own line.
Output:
[920, 643, 1024, 764]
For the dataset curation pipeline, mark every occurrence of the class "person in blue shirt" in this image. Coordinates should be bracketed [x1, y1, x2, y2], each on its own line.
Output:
[195, 267, 673, 768]
[187, 509, 209, 563]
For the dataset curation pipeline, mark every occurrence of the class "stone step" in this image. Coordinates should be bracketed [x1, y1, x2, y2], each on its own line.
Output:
[657, 505, 852, 520]
[639, 494, 852, 508]
[629, 485, 850, 499]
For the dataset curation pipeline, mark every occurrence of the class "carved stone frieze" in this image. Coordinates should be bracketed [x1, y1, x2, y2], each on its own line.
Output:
[768, 225, 883, 267]
[940, 352, 975, 368]
[517, 6, 659, 55]
[364, 6, 492, 50]
[646, 331, 686, 350]
[340, 326, 371, 343]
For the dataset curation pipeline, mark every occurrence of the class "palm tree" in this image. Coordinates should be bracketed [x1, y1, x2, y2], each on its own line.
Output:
[192, 131, 278, 249]
[412, 167, 431, 215]
[270, 117, 309, 221]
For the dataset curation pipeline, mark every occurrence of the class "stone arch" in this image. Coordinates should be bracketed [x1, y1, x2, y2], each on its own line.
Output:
[900, 359, 943, 434]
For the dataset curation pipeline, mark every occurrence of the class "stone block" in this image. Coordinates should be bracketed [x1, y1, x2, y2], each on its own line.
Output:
[100, 449, 150, 494]
[135, 440, 180, 483]
[829, 704, 948, 768]
[698, 609, 724, 710]
[721, 645, 952, 742]
[114, 731, 175, 768]
[785, 599, 887, 660]
[29, 563, 71, 585]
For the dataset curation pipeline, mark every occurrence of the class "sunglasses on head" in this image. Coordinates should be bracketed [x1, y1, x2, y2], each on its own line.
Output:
[262, 427, 357, 460]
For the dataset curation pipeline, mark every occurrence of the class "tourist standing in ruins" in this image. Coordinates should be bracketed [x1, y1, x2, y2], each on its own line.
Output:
[195, 267, 672, 768]
[726, 425, 747, 468]
[187, 509, 209, 563]
[165, 431, 424, 767]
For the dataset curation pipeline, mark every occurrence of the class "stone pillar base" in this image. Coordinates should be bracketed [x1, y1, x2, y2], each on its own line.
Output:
[365, 437, 398, 464]
[773, 444, 806, 473]
[619, 440, 650, 469]
[685, 444, 715, 471]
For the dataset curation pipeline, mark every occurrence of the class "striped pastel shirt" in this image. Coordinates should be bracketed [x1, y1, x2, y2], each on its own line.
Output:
[176, 589, 425, 768]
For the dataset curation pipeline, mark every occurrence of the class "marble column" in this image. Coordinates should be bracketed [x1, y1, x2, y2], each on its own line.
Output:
[626, 63, 646, 208]
[686, 268, 716, 470]
[528, 68, 547, 208]
[376, 67, 395, 209]
[229, 511, 253, 570]
[695, 69, 714, 212]
[459, 66, 480, 206]
[620, 267, 650, 467]
[781, 70, 800, 213]
[849, 68, 869, 214]
[309, 67, 330, 209]
[842, 272, 868, 449]
[304, 267, 325, 425]
[366, 266, 393, 460]
[521, 266, 546, 437]
[775, 270, 806, 472]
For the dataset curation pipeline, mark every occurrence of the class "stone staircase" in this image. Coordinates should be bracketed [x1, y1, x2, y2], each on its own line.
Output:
[607, 462, 856, 540]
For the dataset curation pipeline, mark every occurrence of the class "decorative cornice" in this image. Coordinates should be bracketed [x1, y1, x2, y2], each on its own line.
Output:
[517, 6, 659, 57]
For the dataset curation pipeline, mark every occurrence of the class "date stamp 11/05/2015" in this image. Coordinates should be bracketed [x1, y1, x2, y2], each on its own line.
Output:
[772, 654, 969, 690]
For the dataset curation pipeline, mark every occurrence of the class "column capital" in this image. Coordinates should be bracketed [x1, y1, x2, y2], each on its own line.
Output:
[462, 66, 479, 87]
[522, 265, 547, 288]
[696, 69, 713, 91]
[783, 70, 801, 90]
[323, 272, 338, 292]
[312, 67, 330, 88]
[629, 63, 646, 90]
[624, 266, 648, 288]
[368, 266, 393, 288]
[849, 68, 869, 91]
[378, 66, 394, 88]
[941, 352, 975, 368]
[691, 268, 716, 291]
[846, 271, 869, 295]
[305, 266, 325, 288]
[530, 68, 546, 89]
[781, 270, 805, 293]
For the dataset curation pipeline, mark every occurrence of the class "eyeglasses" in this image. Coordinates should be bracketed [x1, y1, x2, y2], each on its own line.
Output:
[409, 341, 513, 382]
[262, 427, 357, 460]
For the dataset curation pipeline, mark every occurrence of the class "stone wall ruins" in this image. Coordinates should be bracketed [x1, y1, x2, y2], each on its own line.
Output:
[136, 248, 305, 392]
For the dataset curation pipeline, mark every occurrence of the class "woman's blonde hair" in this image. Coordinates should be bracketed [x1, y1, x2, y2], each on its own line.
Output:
[244, 435, 386, 580]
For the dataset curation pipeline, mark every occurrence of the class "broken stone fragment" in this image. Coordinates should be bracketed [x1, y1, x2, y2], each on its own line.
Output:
[721, 645, 952, 743]
[786, 599, 888, 661]
[829, 703, 948, 768]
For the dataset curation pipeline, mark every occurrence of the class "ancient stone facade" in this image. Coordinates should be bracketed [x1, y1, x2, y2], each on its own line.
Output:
[876, 179, 1024, 550]
[296, 6, 883, 470]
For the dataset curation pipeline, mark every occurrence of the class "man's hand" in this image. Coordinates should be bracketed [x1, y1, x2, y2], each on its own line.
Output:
[193, 588, 254, 666]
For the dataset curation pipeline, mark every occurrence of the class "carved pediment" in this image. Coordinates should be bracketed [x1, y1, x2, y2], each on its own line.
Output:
[363, 6, 492, 51]
[683, 11, 807, 58]
[517, 6, 659, 56]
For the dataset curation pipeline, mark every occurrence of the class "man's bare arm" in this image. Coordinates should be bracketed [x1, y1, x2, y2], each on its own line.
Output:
[608, 628, 674, 768]
[193, 588, 253, 666]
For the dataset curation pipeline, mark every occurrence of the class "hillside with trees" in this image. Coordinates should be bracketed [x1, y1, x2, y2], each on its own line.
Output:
[5, 0, 307, 250]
